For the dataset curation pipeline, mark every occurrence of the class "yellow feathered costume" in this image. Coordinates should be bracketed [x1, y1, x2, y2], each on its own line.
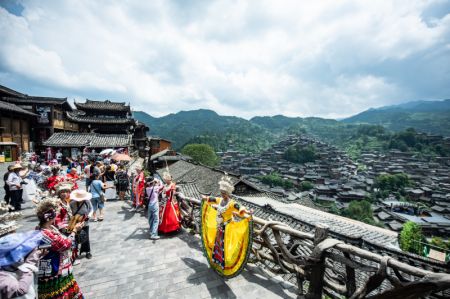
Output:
[201, 196, 252, 278]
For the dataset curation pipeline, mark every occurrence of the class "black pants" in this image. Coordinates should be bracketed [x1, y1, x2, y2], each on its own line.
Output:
[4, 186, 10, 204]
[79, 225, 91, 254]
[9, 190, 22, 211]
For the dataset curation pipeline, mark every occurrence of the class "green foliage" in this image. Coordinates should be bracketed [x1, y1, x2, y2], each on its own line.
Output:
[399, 221, 425, 254]
[259, 172, 293, 189]
[375, 173, 412, 192]
[342, 99, 450, 136]
[284, 144, 317, 164]
[430, 237, 449, 250]
[299, 181, 314, 191]
[341, 200, 383, 227]
[181, 144, 220, 167]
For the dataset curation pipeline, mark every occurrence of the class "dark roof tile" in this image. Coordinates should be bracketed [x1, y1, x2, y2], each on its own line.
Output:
[43, 132, 132, 147]
[0, 101, 37, 116]
[75, 99, 130, 112]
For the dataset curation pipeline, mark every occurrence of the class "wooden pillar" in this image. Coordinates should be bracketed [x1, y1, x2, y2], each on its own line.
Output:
[307, 223, 329, 299]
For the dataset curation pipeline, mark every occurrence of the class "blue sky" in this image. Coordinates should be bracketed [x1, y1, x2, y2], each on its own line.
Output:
[0, 0, 449, 119]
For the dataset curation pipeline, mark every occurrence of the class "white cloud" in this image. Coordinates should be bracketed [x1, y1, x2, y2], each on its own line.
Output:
[0, 0, 449, 119]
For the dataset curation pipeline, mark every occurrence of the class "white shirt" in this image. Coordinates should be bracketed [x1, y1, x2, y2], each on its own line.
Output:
[7, 172, 22, 191]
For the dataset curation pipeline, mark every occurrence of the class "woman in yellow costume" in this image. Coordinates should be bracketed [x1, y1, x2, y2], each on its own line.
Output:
[201, 176, 252, 278]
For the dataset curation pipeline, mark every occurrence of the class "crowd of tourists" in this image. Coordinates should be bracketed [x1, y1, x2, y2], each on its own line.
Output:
[0, 147, 250, 298]
[0, 146, 193, 299]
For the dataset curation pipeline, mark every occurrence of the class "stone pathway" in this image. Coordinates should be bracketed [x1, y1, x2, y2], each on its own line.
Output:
[17, 197, 297, 298]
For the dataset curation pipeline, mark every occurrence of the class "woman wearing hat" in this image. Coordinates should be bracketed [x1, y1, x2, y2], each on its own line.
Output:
[6, 164, 24, 211]
[36, 198, 83, 299]
[69, 190, 93, 259]
[54, 183, 73, 235]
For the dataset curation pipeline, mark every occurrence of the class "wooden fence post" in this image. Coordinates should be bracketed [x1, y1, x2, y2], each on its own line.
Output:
[307, 223, 329, 299]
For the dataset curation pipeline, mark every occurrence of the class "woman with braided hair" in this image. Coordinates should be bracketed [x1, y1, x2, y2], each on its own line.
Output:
[35, 198, 83, 299]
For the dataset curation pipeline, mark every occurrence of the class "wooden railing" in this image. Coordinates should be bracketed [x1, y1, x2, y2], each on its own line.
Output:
[178, 197, 450, 299]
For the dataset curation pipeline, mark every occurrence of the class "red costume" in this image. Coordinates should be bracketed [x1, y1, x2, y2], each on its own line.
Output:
[46, 175, 63, 192]
[66, 173, 79, 190]
[158, 182, 181, 233]
[132, 171, 145, 207]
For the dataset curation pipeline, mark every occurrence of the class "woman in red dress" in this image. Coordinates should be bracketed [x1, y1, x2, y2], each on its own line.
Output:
[45, 166, 64, 194]
[158, 172, 181, 233]
[65, 168, 79, 190]
[132, 166, 145, 210]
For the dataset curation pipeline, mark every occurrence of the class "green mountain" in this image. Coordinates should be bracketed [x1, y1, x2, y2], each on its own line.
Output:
[133, 109, 276, 152]
[342, 99, 450, 136]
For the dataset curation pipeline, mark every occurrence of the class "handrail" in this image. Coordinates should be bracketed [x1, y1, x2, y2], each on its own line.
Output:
[179, 196, 450, 299]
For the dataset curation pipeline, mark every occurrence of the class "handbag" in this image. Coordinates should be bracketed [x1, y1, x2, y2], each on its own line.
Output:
[91, 180, 106, 202]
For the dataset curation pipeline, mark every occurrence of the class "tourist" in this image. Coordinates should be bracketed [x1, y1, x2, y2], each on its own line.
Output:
[90, 173, 111, 221]
[6, 164, 24, 211]
[158, 172, 181, 234]
[66, 168, 80, 190]
[3, 165, 13, 204]
[131, 166, 145, 210]
[83, 160, 94, 191]
[55, 149, 63, 165]
[69, 190, 93, 259]
[115, 165, 129, 201]
[103, 164, 116, 201]
[0, 231, 44, 299]
[36, 198, 83, 298]
[146, 178, 161, 240]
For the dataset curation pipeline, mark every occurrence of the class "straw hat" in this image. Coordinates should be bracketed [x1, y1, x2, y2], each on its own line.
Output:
[11, 164, 22, 171]
[70, 189, 92, 202]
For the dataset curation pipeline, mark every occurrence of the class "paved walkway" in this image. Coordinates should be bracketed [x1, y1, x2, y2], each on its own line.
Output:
[17, 197, 297, 298]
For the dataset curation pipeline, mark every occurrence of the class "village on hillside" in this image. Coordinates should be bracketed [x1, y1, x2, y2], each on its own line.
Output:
[0, 83, 449, 298]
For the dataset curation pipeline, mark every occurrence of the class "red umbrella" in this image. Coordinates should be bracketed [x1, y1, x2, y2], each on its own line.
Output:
[111, 153, 131, 161]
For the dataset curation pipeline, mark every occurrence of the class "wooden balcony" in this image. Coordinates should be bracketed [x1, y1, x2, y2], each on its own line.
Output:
[53, 119, 79, 131]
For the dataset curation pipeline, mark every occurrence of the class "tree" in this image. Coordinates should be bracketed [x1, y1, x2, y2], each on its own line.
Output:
[299, 181, 314, 191]
[284, 144, 317, 164]
[341, 200, 383, 227]
[181, 144, 220, 167]
[399, 221, 424, 254]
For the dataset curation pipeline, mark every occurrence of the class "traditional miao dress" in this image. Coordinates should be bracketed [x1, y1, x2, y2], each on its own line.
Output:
[37, 226, 82, 299]
[54, 201, 72, 235]
[158, 182, 181, 233]
[132, 172, 145, 207]
[46, 175, 64, 193]
[201, 197, 252, 278]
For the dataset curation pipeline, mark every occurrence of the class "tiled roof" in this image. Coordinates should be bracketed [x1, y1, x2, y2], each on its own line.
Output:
[0, 85, 26, 98]
[237, 196, 399, 247]
[1, 96, 69, 105]
[74, 99, 130, 112]
[157, 160, 244, 196]
[66, 111, 134, 124]
[43, 132, 132, 147]
[0, 101, 37, 116]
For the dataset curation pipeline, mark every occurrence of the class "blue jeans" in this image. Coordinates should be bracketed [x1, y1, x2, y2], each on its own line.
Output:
[148, 201, 159, 237]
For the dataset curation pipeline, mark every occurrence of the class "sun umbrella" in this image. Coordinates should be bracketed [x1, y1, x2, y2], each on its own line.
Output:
[99, 148, 114, 155]
[0, 231, 44, 266]
[111, 153, 132, 161]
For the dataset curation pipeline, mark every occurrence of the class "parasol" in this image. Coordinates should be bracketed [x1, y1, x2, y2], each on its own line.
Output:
[111, 153, 131, 161]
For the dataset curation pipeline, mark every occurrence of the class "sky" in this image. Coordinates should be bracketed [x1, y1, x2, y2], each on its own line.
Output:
[0, 0, 449, 119]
